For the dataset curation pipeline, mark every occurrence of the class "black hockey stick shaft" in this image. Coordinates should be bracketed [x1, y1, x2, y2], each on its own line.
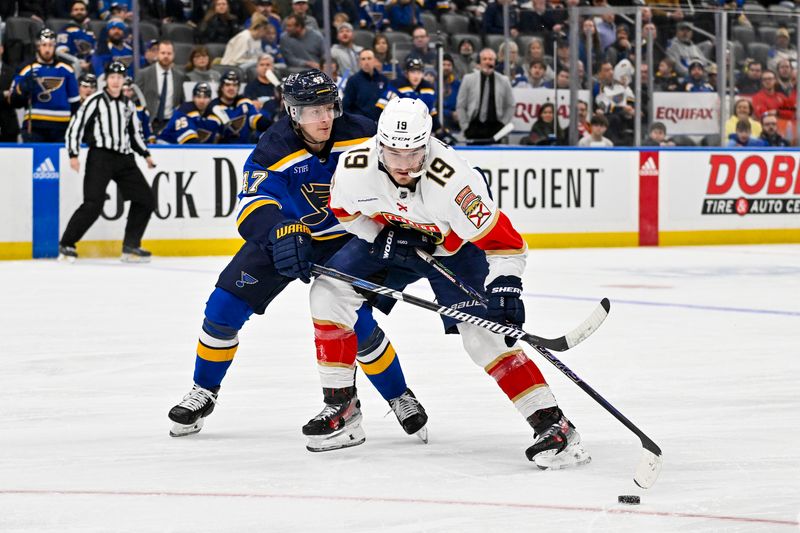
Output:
[312, 264, 573, 352]
[413, 251, 663, 488]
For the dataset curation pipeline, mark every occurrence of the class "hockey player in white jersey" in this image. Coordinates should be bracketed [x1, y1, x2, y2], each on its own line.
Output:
[302, 97, 590, 468]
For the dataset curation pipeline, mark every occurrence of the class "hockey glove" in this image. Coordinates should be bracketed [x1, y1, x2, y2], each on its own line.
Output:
[369, 226, 436, 268]
[486, 276, 526, 347]
[269, 220, 313, 283]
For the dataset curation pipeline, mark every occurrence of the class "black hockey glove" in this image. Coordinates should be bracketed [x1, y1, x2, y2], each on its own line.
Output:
[269, 220, 313, 283]
[369, 226, 436, 268]
[486, 276, 526, 347]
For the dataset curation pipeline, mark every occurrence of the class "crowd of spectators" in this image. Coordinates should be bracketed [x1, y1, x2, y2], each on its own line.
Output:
[1, 0, 799, 147]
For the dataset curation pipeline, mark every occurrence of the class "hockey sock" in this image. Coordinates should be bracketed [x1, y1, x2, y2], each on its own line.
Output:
[356, 326, 407, 400]
[193, 288, 252, 389]
[485, 350, 557, 418]
[314, 321, 358, 389]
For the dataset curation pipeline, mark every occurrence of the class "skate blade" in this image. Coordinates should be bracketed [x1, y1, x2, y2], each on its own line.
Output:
[533, 442, 591, 470]
[121, 254, 151, 263]
[306, 425, 366, 452]
[57, 254, 76, 263]
[413, 426, 429, 444]
[169, 418, 204, 437]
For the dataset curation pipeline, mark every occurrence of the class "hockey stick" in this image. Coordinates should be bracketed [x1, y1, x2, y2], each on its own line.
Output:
[310, 264, 602, 353]
[412, 250, 663, 489]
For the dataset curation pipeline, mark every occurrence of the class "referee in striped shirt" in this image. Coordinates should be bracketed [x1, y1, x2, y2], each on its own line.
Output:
[59, 61, 157, 263]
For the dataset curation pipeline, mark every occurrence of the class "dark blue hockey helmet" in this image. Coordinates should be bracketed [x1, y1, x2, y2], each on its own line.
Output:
[38, 28, 57, 43]
[193, 82, 213, 98]
[282, 69, 342, 124]
[78, 72, 97, 87]
[220, 69, 241, 86]
[405, 57, 424, 72]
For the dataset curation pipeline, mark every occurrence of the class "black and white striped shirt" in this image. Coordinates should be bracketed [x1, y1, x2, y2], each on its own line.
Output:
[66, 90, 150, 158]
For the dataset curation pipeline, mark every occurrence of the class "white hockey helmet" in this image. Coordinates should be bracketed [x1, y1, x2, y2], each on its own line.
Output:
[377, 97, 432, 178]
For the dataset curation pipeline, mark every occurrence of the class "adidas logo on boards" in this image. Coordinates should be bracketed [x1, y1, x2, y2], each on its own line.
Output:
[640, 156, 658, 176]
[33, 157, 59, 179]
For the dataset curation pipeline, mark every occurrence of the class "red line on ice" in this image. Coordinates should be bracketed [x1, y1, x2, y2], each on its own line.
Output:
[1, 488, 797, 527]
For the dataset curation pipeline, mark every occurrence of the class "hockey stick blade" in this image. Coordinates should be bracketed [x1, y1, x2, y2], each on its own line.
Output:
[634, 440, 664, 489]
[312, 264, 600, 352]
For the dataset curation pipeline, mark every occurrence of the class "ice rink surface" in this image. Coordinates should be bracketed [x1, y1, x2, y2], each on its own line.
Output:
[2, 245, 799, 532]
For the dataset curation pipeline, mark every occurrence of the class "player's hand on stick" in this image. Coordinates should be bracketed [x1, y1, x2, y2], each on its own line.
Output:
[369, 227, 436, 268]
[486, 276, 526, 347]
[269, 220, 313, 283]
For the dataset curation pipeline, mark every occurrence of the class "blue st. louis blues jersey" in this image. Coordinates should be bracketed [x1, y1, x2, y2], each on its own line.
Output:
[56, 23, 97, 60]
[376, 77, 437, 116]
[11, 60, 80, 127]
[236, 113, 377, 245]
[158, 102, 222, 144]
[210, 96, 264, 144]
[92, 43, 134, 76]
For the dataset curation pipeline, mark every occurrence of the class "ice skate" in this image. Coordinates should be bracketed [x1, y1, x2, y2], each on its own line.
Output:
[121, 245, 151, 263]
[168, 384, 219, 437]
[388, 388, 428, 443]
[525, 407, 590, 470]
[303, 387, 365, 452]
[58, 245, 78, 263]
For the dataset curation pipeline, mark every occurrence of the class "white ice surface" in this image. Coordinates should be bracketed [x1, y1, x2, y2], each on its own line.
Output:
[1, 245, 799, 532]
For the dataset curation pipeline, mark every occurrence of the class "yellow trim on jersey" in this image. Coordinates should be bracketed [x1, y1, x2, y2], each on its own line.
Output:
[333, 137, 371, 149]
[178, 133, 199, 144]
[420, 88, 435, 94]
[267, 148, 310, 171]
[311, 232, 348, 241]
[187, 111, 200, 117]
[358, 344, 396, 375]
[484, 350, 525, 374]
[197, 341, 238, 362]
[398, 86, 413, 92]
[236, 199, 280, 227]
[511, 383, 547, 403]
[312, 319, 353, 330]
[26, 114, 72, 122]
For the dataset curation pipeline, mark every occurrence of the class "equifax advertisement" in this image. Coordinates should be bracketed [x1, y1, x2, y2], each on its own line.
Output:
[512, 88, 591, 132]
[659, 150, 800, 231]
[651, 92, 719, 136]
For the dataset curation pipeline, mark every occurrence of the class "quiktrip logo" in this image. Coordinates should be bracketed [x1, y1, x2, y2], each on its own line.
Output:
[33, 157, 59, 179]
[702, 154, 800, 215]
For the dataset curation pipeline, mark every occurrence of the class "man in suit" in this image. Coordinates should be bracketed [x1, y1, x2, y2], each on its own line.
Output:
[0, 43, 21, 142]
[135, 40, 187, 134]
[456, 48, 514, 143]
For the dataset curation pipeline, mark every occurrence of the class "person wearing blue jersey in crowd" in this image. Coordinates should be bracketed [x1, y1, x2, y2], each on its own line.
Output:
[122, 77, 156, 144]
[376, 57, 439, 129]
[92, 20, 134, 77]
[56, 0, 97, 74]
[98, 0, 133, 20]
[210, 69, 269, 143]
[244, 54, 283, 127]
[158, 82, 222, 144]
[11, 29, 81, 142]
[167, 70, 429, 446]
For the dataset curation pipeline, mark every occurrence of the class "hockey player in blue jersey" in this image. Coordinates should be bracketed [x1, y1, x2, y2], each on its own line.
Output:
[11, 28, 81, 142]
[167, 70, 428, 449]
[56, 0, 97, 73]
[122, 77, 156, 144]
[92, 20, 134, 77]
[376, 57, 440, 130]
[157, 82, 222, 144]
[210, 70, 269, 144]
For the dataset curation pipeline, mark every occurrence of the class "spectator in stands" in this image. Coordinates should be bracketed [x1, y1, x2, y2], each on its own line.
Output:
[142, 39, 159, 68]
[594, 8, 616, 51]
[136, 40, 187, 134]
[77, 72, 97, 102]
[0, 0, 46, 21]
[247, 0, 282, 35]
[331, 22, 363, 78]
[518, 60, 548, 89]
[497, 42, 526, 87]
[520, 102, 566, 146]
[578, 114, 613, 147]
[641, 21, 667, 65]
[775, 58, 795, 96]
[519, 0, 561, 40]
[654, 57, 680, 91]
[11, 29, 80, 143]
[123, 76, 155, 144]
[245, 54, 282, 125]
[456, 48, 515, 143]
[92, 20, 134, 76]
[666, 21, 704, 78]
[725, 99, 761, 138]
[768, 28, 797, 72]
[544, 68, 570, 89]
[405, 27, 437, 68]
[575, 99, 591, 139]
[263, 23, 285, 64]
[359, 0, 390, 32]
[642, 121, 675, 146]
[343, 48, 386, 120]
[185, 46, 222, 83]
[523, 38, 554, 81]
[280, 14, 325, 69]
[684, 60, 714, 92]
[372, 33, 395, 77]
[593, 61, 615, 102]
[312, 0, 359, 33]
[221, 13, 271, 69]
[596, 78, 635, 146]
[284, 0, 321, 33]
[98, 0, 133, 21]
[441, 53, 461, 131]
[376, 57, 438, 126]
[579, 18, 604, 75]
[706, 62, 718, 91]
[141, 0, 203, 25]
[385, 0, 422, 33]
[56, 0, 97, 74]
[605, 24, 633, 65]
[197, 0, 240, 44]
[0, 43, 21, 142]
[752, 69, 794, 120]
[735, 59, 763, 96]
[759, 111, 789, 147]
[484, 0, 519, 37]
[727, 118, 767, 147]
[453, 38, 477, 79]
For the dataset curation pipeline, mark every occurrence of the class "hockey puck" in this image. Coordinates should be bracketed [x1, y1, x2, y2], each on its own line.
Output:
[618, 495, 640, 505]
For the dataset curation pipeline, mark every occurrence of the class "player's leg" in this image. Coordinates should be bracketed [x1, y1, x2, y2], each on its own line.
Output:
[435, 245, 590, 469]
[113, 155, 155, 262]
[168, 241, 291, 436]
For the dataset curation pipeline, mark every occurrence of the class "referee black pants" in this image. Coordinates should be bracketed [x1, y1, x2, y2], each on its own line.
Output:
[61, 148, 155, 249]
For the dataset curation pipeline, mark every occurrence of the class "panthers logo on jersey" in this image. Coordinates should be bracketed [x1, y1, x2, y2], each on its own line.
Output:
[300, 183, 332, 227]
[382, 212, 444, 243]
[36, 77, 65, 102]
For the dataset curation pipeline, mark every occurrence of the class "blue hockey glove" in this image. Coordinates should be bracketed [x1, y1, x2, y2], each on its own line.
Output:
[486, 276, 526, 347]
[269, 220, 313, 283]
[369, 226, 436, 268]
